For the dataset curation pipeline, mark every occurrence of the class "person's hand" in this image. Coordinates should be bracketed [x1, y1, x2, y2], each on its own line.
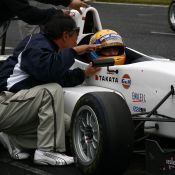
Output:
[84, 62, 101, 78]
[69, 0, 89, 14]
[73, 44, 102, 55]
[62, 9, 70, 16]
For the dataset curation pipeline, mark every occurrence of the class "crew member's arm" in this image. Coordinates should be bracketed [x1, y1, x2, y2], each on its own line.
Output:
[3, 0, 63, 25]
[3, 0, 89, 25]
[20, 39, 101, 86]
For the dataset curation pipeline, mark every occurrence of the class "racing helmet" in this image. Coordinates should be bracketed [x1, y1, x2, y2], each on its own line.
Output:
[89, 29, 126, 65]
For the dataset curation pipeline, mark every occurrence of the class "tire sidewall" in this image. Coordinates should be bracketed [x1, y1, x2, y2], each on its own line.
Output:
[70, 92, 134, 175]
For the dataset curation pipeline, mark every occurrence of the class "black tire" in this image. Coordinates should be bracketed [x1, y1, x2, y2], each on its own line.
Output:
[70, 92, 134, 175]
[168, 1, 175, 32]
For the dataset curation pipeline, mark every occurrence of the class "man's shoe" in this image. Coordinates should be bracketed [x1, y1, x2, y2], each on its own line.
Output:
[34, 149, 74, 166]
[0, 132, 30, 159]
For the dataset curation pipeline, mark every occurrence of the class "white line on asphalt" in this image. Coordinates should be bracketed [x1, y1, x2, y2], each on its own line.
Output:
[0, 46, 14, 50]
[137, 14, 153, 16]
[150, 31, 175, 36]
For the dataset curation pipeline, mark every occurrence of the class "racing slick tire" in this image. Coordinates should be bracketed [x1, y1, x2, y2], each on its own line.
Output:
[70, 92, 134, 175]
[168, 0, 175, 32]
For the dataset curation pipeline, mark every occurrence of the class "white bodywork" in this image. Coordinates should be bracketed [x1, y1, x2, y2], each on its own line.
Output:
[69, 58, 175, 137]
[64, 85, 121, 117]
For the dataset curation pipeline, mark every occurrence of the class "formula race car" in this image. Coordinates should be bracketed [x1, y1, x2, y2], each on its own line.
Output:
[168, 0, 175, 32]
[66, 6, 175, 175]
[1, 5, 175, 175]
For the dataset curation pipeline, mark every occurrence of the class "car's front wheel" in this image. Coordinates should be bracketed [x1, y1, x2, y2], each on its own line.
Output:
[70, 92, 134, 175]
[168, 1, 175, 32]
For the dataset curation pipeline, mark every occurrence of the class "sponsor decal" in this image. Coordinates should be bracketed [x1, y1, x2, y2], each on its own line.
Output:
[166, 157, 175, 166]
[121, 74, 131, 89]
[95, 75, 118, 83]
[132, 92, 146, 103]
[133, 106, 146, 112]
[99, 33, 121, 42]
[160, 156, 175, 171]
[93, 33, 122, 44]
[95, 75, 98, 80]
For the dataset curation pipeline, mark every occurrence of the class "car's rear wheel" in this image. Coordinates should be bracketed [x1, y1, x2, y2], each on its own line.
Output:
[168, 1, 175, 32]
[70, 92, 134, 175]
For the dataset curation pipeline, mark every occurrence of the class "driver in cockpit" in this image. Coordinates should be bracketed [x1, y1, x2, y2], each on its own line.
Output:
[88, 29, 126, 65]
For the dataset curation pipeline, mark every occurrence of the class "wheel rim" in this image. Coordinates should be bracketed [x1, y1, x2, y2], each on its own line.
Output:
[170, 3, 175, 26]
[73, 105, 100, 164]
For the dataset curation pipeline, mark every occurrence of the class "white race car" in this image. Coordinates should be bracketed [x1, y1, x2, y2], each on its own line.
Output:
[66, 6, 175, 175]
[1, 6, 175, 175]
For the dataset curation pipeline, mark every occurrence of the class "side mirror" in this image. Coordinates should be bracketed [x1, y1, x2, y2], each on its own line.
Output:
[92, 58, 115, 67]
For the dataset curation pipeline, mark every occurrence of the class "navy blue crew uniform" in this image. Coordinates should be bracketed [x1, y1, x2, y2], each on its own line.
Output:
[0, 33, 85, 92]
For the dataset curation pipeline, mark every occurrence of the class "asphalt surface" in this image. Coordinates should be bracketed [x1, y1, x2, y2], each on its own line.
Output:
[0, 144, 146, 175]
[1, 2, 175, 175]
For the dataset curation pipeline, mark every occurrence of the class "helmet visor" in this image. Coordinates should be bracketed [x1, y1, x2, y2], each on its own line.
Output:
[97, 46, 125, 57]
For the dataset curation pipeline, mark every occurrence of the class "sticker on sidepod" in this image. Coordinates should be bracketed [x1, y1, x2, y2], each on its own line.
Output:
[121, 74, 131, 89]
[95, 75, 118, 83]
[132, 92, 146, 103]
[133, 106, 146, 113]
